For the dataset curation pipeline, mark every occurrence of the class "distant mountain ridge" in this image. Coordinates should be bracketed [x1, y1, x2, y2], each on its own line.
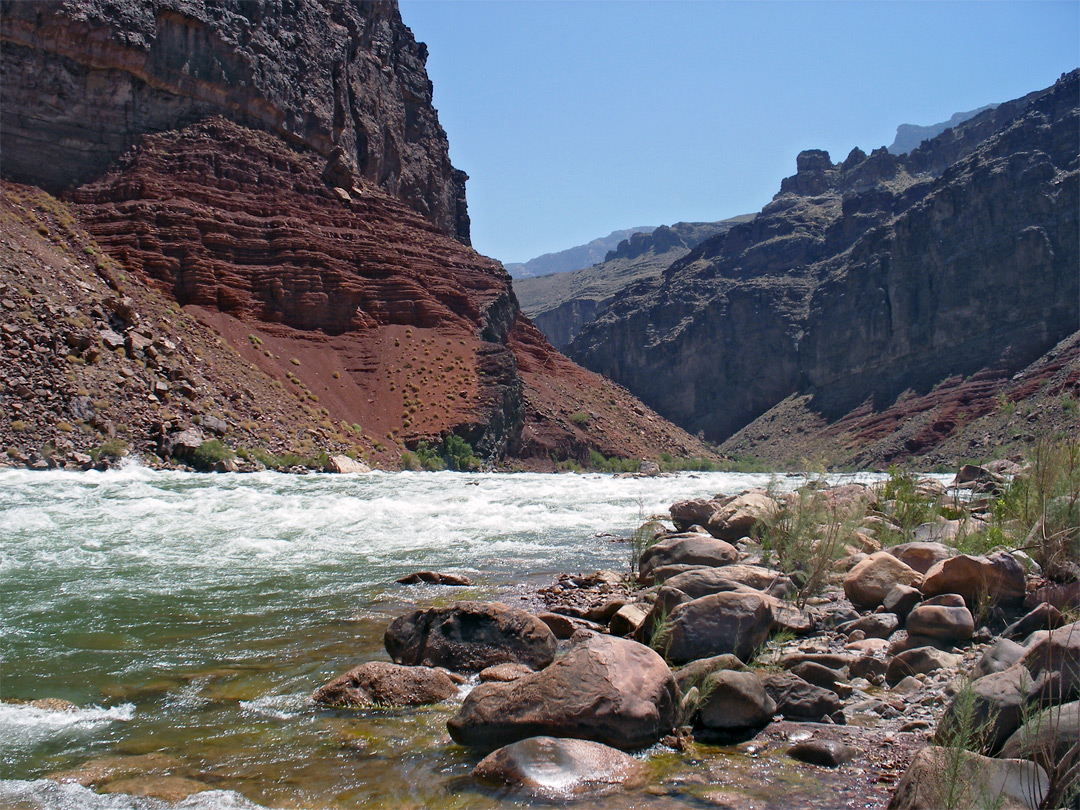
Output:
[515, 216, 754, 348]
[887, 104, 998, 154]
[505, 226, 656, 279]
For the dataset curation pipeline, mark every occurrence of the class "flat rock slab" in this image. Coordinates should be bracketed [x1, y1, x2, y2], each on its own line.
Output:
[473, 736, 646, 800]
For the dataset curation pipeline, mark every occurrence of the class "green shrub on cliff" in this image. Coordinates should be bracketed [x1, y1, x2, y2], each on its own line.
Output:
[192, 439, 235, 471]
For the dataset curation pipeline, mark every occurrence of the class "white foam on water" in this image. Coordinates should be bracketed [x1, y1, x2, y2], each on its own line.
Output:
[238, 693, 311, 721]
[0, 780, 279, 810]
[0, 703, 134, 751]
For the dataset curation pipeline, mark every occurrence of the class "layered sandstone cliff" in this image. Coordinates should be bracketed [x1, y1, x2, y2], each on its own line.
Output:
[1, 0, 470, 242]
[569, 71, 1079, 460]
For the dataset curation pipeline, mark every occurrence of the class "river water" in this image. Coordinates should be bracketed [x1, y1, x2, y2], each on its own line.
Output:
[1, 465, 899, 809]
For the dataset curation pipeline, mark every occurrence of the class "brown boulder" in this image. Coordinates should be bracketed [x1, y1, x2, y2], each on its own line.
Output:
[312, 661, 458, 707]
[887, 746, 1046, 809]
[669, 498, 723, 532]
[705, 491, 779, 540]
[638, 532, 737, 583]
[905, 597, 974, 644]
[762, 672, 844, 722]
[843, 552, 923, 609]
[666, 564, 793, 596]
[886, 646, 961, 685]
[664, 591, 774, 664]
[698, 669, 776, 730]
[921, 551, 1026, 607]
[385, 601, 556, 672]
[472, 736, 646, 800]
[447, 634, 678, 751]
[887, 541, 955, 574]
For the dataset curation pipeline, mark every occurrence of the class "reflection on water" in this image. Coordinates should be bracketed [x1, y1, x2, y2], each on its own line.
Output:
[0, 465, 905, 809]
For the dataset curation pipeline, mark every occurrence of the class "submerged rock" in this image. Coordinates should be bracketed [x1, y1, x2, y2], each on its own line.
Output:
[472, 736, 646, 800]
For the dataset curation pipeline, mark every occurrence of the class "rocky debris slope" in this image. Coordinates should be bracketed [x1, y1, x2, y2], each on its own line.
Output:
[1, 0, 470, 243]
[515, 215, 754, 349]
[569, 72, 1079, 463]
[308, 463, 1078, 806]
[0, 125, 711, 470]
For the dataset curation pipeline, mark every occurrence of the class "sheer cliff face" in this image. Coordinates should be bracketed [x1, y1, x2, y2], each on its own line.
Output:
[569, 71, 1080, 447]
[0, 0, 470, 244]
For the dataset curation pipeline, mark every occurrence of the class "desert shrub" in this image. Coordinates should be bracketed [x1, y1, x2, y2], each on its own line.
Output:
[568, 411, 590, 425]
[91, 438, 128, 461]
[192, 439, 235, 471]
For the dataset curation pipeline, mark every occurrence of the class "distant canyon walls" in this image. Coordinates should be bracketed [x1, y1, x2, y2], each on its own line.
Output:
[569, 71, 1079, 444]
[0, 0, 470, 243]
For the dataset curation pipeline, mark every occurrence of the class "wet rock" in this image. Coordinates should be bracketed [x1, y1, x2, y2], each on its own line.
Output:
[705, 490, 779, 541]
[665, 591, 774, 664]
[887, 746, 1046, 809]
[787, 738, 858, 767]
[844, 552, 923, 610]
[921, 551, 1026, 607]
[312, 661, 458, 707]
[385, 601, 556, 673]
[325, 454, 371, 474]
[472, 736, 646, 800]
[762, 672, 844, 722]
[904, 596, 974, 644]
[447, 634, 678, 751]
[479, 663, 534, 683]
[638, 532, 738, 584]
[396, 571, 471, 586]
[885, 647, 960, 685]
[698, 669, 776, 731]
[100, 776, 213, 802]
[887, 541, 956, 574]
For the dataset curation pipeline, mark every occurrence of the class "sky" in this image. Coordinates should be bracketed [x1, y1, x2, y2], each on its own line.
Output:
[399, 1, 1080, 265]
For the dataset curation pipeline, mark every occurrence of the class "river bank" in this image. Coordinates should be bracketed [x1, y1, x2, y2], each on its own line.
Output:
[2, 463, 1075, 809]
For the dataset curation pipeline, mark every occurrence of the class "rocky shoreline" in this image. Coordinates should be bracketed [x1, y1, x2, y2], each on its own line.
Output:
[308, 464, 1078, 808]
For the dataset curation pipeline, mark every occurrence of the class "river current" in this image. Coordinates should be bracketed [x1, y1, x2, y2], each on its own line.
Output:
[1, 465, 900, 809]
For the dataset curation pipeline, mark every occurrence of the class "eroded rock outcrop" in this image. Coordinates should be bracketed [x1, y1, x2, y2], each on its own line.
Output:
[1, 0, 470, 243]
[568, 72, 1079, 464]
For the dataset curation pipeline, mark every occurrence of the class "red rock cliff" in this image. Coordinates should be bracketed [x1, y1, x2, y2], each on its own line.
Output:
[1, 0, 470, 243]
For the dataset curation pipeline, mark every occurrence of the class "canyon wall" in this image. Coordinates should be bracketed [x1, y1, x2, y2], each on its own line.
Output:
[1, 0, 470, 243]
[569, 71, 1079, 450]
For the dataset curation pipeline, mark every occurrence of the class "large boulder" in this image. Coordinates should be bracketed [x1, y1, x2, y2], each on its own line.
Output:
[666, 564, 793, 596]
[447, 634, 678, 751]
[920, 551, 1026, 607]
[886, 646, 961, 685]
[705, 491, 779, 541]
[887, 541, 956, 574]
[669, 498, 723, 532]
[312, 661, 458, 707]
[843, 552, 923, 609]
[384, 602, 556, 673]
[904, 595, 974, 644]
[887, 746, 1047, 810]
[761, 672, 844, 722]
[673, 654, 746, 695]
[973, 637, 1028, 679]
[999, 700, 1079, 774]
[698, 669, 776, 731]
[638, 532, 737, 583]
[472, 736, 646, 801]
[664, 591, 774, 664]
[324, 454, 370, 474]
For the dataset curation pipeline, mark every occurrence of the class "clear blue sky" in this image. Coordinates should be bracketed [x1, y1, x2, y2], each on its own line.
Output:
[399, 1, 1079, 264]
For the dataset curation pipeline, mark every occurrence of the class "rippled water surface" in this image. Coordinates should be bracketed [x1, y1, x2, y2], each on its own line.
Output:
[1, 465, 897, 809]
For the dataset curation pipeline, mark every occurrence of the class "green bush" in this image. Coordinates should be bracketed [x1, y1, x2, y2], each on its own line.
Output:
[91, 438, 128, 462]
[569, 411, 590, 425]
[192, 439, 235, 471]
